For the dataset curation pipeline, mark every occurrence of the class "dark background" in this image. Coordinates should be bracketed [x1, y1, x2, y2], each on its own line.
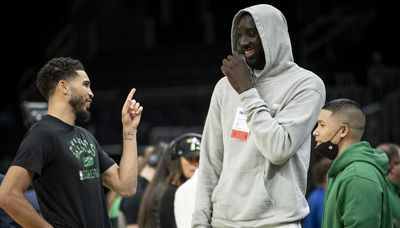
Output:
[1, 0, 399, 174]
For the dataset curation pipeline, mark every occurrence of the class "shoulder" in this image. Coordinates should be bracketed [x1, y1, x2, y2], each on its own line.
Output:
[297, 69, 325, 90]
[76, 127, 97, 141]
[21, 122, 58, 145]
[76, 126, 93, 135]
[279, 66, 325, 98]
[340, 162, 385, 187]
[209, 77, 233, 104]
[213, 77, 230, 91]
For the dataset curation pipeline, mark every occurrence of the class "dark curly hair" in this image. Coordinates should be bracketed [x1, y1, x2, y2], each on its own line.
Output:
[36, 57, 85, 100]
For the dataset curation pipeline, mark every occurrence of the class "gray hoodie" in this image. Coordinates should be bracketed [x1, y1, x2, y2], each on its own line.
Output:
[193, 4, 326, 228]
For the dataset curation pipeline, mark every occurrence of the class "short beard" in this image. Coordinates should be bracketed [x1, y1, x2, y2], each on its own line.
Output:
[69, 94, 91, 123]
[76, 110, 91, 123]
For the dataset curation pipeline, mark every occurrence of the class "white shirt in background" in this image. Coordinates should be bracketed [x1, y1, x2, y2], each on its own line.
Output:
[174, 169, 198, 228]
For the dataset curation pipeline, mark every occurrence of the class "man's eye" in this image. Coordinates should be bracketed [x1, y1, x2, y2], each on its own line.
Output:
[248, 30, 257, 37]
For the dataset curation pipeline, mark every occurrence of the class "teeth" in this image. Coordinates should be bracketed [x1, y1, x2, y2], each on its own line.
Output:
[245, 50, 255, 57]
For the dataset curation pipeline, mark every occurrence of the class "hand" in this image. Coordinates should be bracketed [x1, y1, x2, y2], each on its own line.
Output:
[221, 51, 253, 94]
[121, 88, 143, 134]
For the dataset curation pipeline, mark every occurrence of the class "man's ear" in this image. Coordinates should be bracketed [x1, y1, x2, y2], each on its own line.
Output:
[340, 124, 350, 138]
[57, 80, 69, 95]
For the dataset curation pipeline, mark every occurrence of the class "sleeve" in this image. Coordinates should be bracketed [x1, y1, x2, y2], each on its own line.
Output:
[85, 129, 115, 173]
[338, 177, 383, 228]
[98, 149, 115, 173]
[240, 83, 325, 165]
[192, 83, 224, 227]
[11, 128, 54, 176]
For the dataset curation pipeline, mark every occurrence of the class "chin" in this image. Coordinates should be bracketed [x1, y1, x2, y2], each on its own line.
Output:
[76, 110, 91, 122]
[246, 60, 257, 69]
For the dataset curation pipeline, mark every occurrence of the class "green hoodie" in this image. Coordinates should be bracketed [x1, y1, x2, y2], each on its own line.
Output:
[322, 141, 392, 228]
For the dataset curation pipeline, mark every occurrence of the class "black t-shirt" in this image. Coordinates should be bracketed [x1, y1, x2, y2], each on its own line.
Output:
[120, 176, 149, 224]
[159, 185, 178, 228]
[12, 115, 115, 228]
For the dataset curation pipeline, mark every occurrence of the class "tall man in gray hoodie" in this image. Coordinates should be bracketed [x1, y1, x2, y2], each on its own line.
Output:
[192, 4, 326, 228]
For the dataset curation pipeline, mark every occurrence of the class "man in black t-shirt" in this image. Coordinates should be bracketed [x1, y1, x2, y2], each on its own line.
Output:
[0, 57, 143, 227]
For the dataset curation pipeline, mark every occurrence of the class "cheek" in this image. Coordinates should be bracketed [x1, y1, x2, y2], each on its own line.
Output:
[181, 159, 192, 178]
[180, 159, 191, 174]
[318, 130, 331, 141]
[255, 38, 263, 50]
[394, 166, 400, 176]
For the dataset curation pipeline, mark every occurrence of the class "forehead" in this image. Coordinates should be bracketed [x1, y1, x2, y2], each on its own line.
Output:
[318, 109, 334, 122]
[238, 14, 256, 28]
[70, 70, 90, 82]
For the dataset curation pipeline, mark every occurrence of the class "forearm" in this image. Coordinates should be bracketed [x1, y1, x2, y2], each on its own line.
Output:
[241, 88, 323, 164]
[117, 129, 138, 196]
[0, 193, 51, 228]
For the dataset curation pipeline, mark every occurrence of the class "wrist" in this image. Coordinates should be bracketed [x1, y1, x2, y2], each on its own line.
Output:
[123, 130, 137, 140]
[238, 85, 253, 94]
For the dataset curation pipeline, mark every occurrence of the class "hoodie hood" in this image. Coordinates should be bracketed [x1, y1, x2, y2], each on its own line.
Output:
[231, 4, 296, 78]
[328, 141, 389, 178]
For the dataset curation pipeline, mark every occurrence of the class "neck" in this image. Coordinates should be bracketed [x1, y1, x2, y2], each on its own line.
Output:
[337, 139, 358, 156]
[47, 98, 76, 126]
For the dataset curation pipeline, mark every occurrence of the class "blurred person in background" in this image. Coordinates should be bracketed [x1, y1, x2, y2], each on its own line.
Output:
[120, 142, 168, 228]
[138, 133, 201, 228]
[174, 153, 201, 228]
[303, 157, 332, 228]
[160, 133, 201, 228]
[376, 142, 400, 227]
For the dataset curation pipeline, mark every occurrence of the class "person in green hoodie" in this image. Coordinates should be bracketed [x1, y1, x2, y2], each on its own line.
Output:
[313, 98, 392, 228]
[376, 142, 400, 228]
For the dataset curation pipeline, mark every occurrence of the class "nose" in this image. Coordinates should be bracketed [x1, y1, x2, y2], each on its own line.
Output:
[312, 128, 318, 137]
[239, 36, 250, 50]
[88, 88, 94, 98]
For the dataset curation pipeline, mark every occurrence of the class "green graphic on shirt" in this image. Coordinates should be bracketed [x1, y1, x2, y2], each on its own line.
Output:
[69, 137, 99, 180]
[79, 169, 100, 180]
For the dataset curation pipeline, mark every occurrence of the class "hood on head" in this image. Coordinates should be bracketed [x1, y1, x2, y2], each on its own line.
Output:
[231, 4, 295, 78]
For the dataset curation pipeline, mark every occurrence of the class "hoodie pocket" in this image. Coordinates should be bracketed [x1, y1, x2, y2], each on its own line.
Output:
[211, 166, 274, 221]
